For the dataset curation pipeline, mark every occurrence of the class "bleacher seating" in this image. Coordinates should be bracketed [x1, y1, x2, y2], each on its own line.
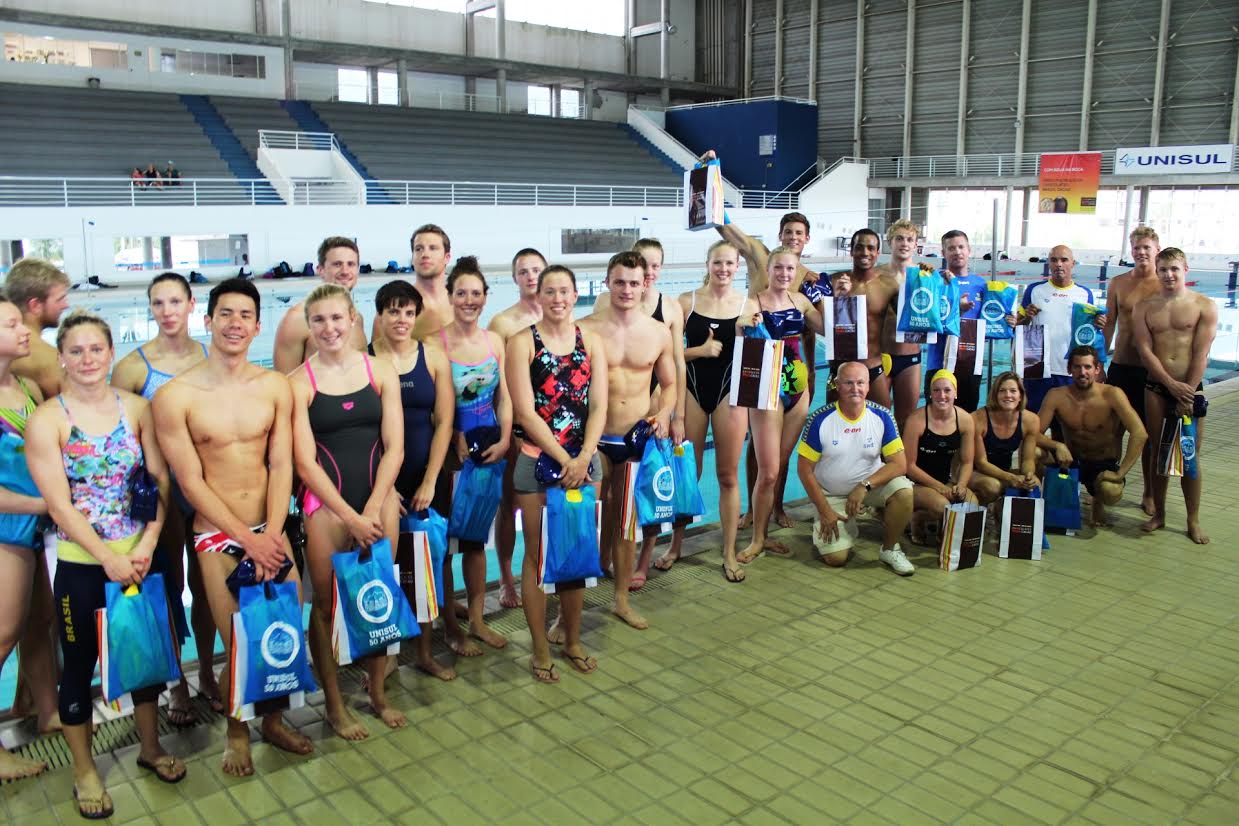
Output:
[0, 82, 235, 180]
[208, 96, 303, 162]
[308, 101, 680, 188]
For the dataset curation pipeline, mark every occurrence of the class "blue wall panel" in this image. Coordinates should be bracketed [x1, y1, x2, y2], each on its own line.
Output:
[665, 100, 819, 192]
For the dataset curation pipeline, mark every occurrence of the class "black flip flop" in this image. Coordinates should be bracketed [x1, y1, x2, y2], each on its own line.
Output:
[721, 563, 746, 583]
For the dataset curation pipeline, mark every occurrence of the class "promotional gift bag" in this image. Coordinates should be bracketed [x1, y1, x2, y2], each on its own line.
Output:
[397, 508, 447, 624]
[634, 437, 676, 527]
[821, 295, 868, 361]
[980, 281, 1018, 340]
[228, 579, 316, 721]
[938, 502, 986, 571]
[944, 318, 987, 377]
[729, 325, 785, 410]
[671, 441, 705, 521]
[331, 538, 419, 666]
[1066, 303, 1108, 365]
[895, 264, 944, 342]
[685, 159, 725, 231]
[999, 495, 1045, 560]
[1012, 325, 1050, 380]
[1043, 466, 1082, 532]
[96, 573, 181, 712]
[538, 486, 605, 594]
[448, 458, 506, 551]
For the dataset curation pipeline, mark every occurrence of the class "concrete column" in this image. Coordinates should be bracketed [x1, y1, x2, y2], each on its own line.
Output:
[808, 0, 819, 101]
[159, 237, 172, 269]
[254, 0, 267, 35]
[1120, 184, 1135, 256]
[496, 0, 506, 59]
[1021, 188, 1032, 246]
[397, 58, 408, 107]
[281, 0, 293, 100]
[1079, 0, 1097, 150]
[1003, 185, 1013, 254]
[368, 67, 379, 105]
[583, 78, 594, 120]
[550, 84, 561, 118]
[1150, 0, 1171, 145]
[660, 0, 670, 81]
[774, 0, 783, 95]
[743, 0, 753, 96]
[1013, 0, 1031, 156]
[496, 68, 507, 112]
[902, 0, 915, 160]
[853, 0, 865, 156]
[627, 0, 638, 77]
[902, 186, 912, 219]
[1138, 186, 1149, 224]
[956, 0, 970, 156]
[143, 237, 154, 269]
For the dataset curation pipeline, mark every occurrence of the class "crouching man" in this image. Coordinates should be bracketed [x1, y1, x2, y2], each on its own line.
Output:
[796, 361, 916, 576]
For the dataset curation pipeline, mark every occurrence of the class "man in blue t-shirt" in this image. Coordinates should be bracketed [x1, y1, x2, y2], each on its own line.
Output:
[925, 229, 994, 412]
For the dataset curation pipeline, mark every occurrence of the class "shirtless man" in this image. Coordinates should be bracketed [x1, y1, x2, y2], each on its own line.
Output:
[830, 228, 896, 409]
[152, 278, 312, 776]
[5, 257, 70, 722]
[112, 272, 214, 723]
[1037, 346, 1147, 527]
[1105, 226, 1162, 514]
[273, 236, 368, 373]
[1132, 248, 1217, 544]
[7, 257, 71, 399]
[593, 239, 687, 590]
[581, 251, 676, 629]
[488, 247, 546, 609]
[408, 224, 454, 340]
[877, 219, 925, 427]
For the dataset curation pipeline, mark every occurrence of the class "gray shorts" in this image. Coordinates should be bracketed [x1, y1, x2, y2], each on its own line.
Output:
[512, 451, 603, 494]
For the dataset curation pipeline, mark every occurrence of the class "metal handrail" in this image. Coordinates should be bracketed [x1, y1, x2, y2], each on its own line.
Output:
[258, 130, 338, 151]
[0, 176, 279, 207]
[867, 147, 1239, 179]
[663, 95, 818, 111]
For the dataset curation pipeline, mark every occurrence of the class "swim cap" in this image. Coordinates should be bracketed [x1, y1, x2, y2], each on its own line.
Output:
[930, 369, 957, 389]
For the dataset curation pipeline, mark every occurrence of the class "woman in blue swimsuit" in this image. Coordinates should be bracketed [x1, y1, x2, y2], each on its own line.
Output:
[370, 279, 457, 680]
[290, 284, 406, 740]
[110, 271, 211, 722]
[438, 257, 513, 657]
[736, 246, 825, 565]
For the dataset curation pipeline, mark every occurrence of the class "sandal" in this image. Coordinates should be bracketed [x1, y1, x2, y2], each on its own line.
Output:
[721, 563, 746, 583]
[73, 786, 114, 820]
[562, 652, 598, 674]
[136, 755, 187, 784]
[530, 661, 559, 684]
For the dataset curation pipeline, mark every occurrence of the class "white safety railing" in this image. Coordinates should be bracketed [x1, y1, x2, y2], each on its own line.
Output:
[663, 95, 818, 111]
[0, 177, 280, 207]
[867, 148, 1239, 179]
[0, 176, 681, 208]
[258, 130, 338, 151]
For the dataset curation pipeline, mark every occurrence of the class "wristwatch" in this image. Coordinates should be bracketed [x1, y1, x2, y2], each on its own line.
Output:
[861, 480, 872, 492]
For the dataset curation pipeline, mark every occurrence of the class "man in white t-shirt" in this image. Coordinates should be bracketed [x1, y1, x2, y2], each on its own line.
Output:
[796, 362, 915, 576]
[1020, 244, 1097, 411]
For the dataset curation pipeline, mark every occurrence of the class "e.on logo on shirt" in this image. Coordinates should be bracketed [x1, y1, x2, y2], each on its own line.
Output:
[843, 426, 861, 434]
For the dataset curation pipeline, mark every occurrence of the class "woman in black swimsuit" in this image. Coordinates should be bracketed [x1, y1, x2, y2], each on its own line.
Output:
[290, 285, 406, 740]
[660, 240, 750, 581]
[903, 370, 977, 544]
[969, 372, 1042, 504]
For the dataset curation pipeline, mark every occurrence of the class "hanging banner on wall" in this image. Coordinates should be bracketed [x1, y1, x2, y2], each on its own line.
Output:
[1114, 144, 1234, 176]
[1037, 152, 1102, 214]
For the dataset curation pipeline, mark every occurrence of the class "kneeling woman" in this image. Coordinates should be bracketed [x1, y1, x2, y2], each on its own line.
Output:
[507, 266, 608, 682]
[26, 311, 185, 819]
[969, 372, 1041, 503]
[290, 285, 405, 740]
[903, 370, 977, 543]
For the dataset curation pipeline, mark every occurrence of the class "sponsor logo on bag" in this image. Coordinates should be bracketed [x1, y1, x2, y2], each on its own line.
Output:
[653, 466, 675, 501]
[1182, 436, 1196, 460]
[1074, 325, 1094, 346]
[357, 580, 394, 624]
[981, 300, 1005, 323]
[260, 621, 300, 669]
[939, 294, 952, 321]
[910, 286, 933, 314]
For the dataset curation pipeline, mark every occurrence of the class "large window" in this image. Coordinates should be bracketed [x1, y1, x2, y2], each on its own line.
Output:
[155, 48, 266, 79]
[3, 33, 127, 69]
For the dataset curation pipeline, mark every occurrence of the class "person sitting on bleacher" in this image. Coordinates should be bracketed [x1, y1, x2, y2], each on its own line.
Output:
[164, 161, 181, 187]
[130, 167, 145, 188]
[144, 163, 159, 187]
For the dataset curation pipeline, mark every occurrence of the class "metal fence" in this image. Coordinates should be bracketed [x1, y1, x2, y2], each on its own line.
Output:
[258, 130, 338, 151]
[867, 148, 1239, 179]
[0, 177, 279, 207]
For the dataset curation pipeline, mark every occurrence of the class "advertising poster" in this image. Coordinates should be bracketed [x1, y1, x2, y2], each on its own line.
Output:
[1037, 152, 1102, 214]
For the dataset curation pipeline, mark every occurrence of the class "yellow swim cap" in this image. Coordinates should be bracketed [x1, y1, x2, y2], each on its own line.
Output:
[930, 369, 957, 389]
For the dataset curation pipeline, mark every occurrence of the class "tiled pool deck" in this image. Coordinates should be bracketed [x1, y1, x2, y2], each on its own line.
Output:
[5, 383, 1239, 825]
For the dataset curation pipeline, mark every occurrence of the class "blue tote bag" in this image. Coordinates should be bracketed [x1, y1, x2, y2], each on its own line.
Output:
[1043, 467, 1082, 532]
[331, 537, 420, 665]
[448, 458, 506, 550]
[398, 508, 447, 623]
[897, 265, 945, 335]
[980, 282, 1018, 340]
[0, 431, 41, 548]
[228, 579, 317, 721]
[96, 573, 182, 711]
[671, 442, 705, 521]
[1066, 303, 1108, 365]
[539, 486, 605, 594]
[634, 437, 676, 527]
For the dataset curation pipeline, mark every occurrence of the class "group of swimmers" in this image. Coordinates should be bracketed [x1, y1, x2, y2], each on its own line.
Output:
[0, 212, 1215, 818]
